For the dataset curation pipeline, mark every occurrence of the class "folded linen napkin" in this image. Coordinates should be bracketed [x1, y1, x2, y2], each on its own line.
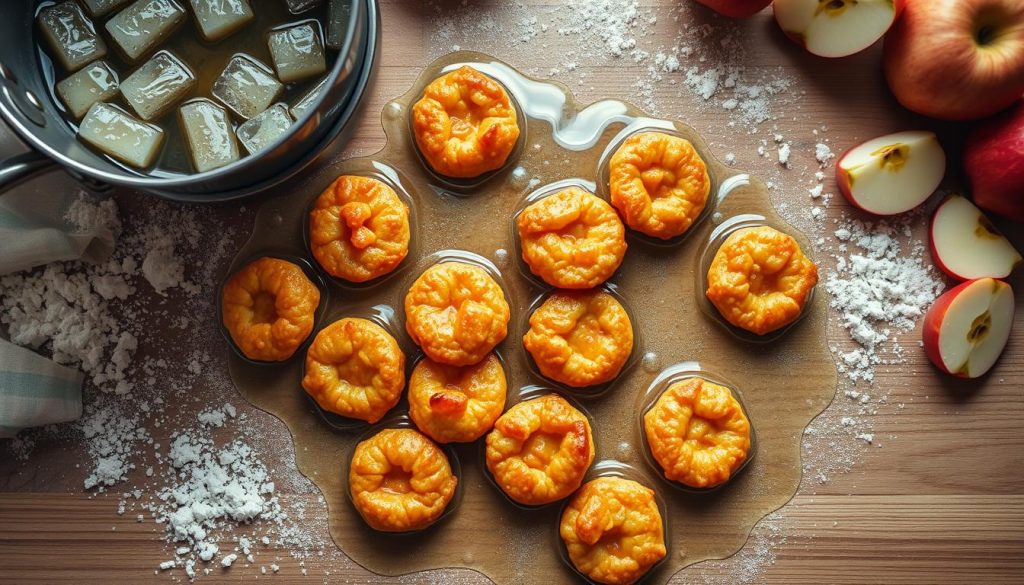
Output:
[0, 184, 114, 438]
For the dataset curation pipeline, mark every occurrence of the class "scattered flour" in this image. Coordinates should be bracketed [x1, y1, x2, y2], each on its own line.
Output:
[1, 193, 333, 579]
[825, 217, 944, 383]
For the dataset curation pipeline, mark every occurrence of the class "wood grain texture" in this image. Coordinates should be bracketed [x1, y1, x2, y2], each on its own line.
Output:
[2, 1, 1023, 583]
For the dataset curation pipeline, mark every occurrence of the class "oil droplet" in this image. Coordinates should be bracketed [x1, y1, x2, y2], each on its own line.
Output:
[641, 351, 660, 373]
[617, 441, 632, 459]
[494, 248, 509, 266]
[712, 211, 724, 224]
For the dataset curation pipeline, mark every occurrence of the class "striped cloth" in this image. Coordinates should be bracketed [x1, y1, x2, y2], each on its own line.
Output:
[0, 341, 82, 438]
[0, 186, 113, 438]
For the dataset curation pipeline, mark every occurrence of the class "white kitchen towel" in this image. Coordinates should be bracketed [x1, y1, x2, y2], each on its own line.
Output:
[0, 187, 115, 274]
[0, 188, 113, 438]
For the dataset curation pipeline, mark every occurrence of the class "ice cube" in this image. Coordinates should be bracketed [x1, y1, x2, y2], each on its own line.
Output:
[289, 76, 328, 120]
[105, 0, 187, 62]
[120, 51, 196, 121]
[81, 0, 131, 17]
[38, 2, 107, 72]
[78, 102, 165, 169]
[179, 99, 240, 173]
[268, 22, 326, 83]
[212, 55, 283, 120]
[326, 0, 351, 49]
[188, 0, 254, 42]
[237, 104, 293, 155]
[56, 61, 120, 119]
[285, 0, 320, 14]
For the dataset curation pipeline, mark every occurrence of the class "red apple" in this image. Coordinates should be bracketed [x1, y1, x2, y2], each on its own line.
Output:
[836, 130, 946, 215]
[964, 101, 1024, 223]
[923, 278, 1015, 378]
[930, 195, 1022, 280]
[694, 0, 773, 18]
[774, 0, 903, 58]
[884, 0, 1024, 120]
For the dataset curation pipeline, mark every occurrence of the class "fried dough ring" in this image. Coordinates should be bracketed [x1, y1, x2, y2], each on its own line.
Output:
[302, 318, 405, 423]
[221, 257, 320, 362]
[643, 377, 751, 488]
[349, 428, 458, 532]
[706, 226, 818, 335]
[609, 131, 710, 240]
[412, 65, 520, 178]
[560, 477, 667, 585]
[485, 394, 594, 506]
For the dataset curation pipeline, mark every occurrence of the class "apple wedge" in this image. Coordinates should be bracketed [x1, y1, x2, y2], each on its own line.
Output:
[694, 0, 773, 18]
[774, 0, 903, 58]
[923, 278, 1015, 378]
[931, 195, 1022, 280]
[836, 130, 946, 215]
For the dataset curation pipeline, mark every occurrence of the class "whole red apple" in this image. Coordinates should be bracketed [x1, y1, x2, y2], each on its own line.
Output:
[884, 0, 1024, 120]
[693, 0, 773, 18]
[965, 101, 1024, 223]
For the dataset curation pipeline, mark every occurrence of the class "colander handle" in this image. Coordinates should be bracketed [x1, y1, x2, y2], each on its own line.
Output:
[0, 150, 55, 193]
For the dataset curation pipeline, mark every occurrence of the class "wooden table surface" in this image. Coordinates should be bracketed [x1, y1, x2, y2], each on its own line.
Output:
[2, 1, 1023, 583]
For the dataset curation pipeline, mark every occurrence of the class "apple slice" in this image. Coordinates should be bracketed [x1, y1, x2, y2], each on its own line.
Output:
[774, 0, 903, 58]
[693, 0, 773, 18]
[836, 130, 946, 215]
[931, 195, 1022, 281]
[923, 278, 1015, 379]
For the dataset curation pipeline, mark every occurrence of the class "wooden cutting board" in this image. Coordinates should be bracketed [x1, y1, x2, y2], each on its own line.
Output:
[1, 2, 1022, 583]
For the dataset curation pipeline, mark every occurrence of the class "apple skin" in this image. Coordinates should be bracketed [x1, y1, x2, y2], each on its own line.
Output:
[964, 101, 1024, 223]
[922, 278, 1015, 378]
[693, 0, 773, 18]
[922, 280, 972, 376]
[884, 0, 1024, 121]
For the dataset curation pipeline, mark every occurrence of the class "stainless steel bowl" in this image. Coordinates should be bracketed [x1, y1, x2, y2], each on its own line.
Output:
[0, 0, 379, 203]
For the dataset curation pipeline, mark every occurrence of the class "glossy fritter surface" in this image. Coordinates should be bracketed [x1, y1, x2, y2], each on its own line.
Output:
[405, 262, 510, 366]
[409, 353, 507, 443]
[560, 477, 667, 585]
[523, 290, 634, 388]
[309, 175, 411, 283]
[412, 65, 520, 178]
[349, 428, 458, 532]
[643, 377, 751, 488]
[706, 226, 818, 335]
[517, 186, 627, 289]
[221, 257, 320, 362]
[302, 318, 405, 423]
[609, 131, 710, 240]
[485, 394, 594, 506]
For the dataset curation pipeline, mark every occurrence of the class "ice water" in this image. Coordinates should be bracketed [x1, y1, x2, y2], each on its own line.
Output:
[326, 0, 351, 49]
[188, 0, 254, 42]
[38, 2, 108, 72]
[290, 76, 328, 120]
[120, 51, 196, 121]
[38, 0, 342, 177]
[105, 0, 187, 62]
[286, 0, 321, 14]
[79, 102, 165, 169]
[81, 0, 131, 17]
[179, 99, 240, 172]
[237, 104, 293, 155]
[212, 55, 284, 120]
[268, 22, 327, 83]
[56, 61, 120, 119]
